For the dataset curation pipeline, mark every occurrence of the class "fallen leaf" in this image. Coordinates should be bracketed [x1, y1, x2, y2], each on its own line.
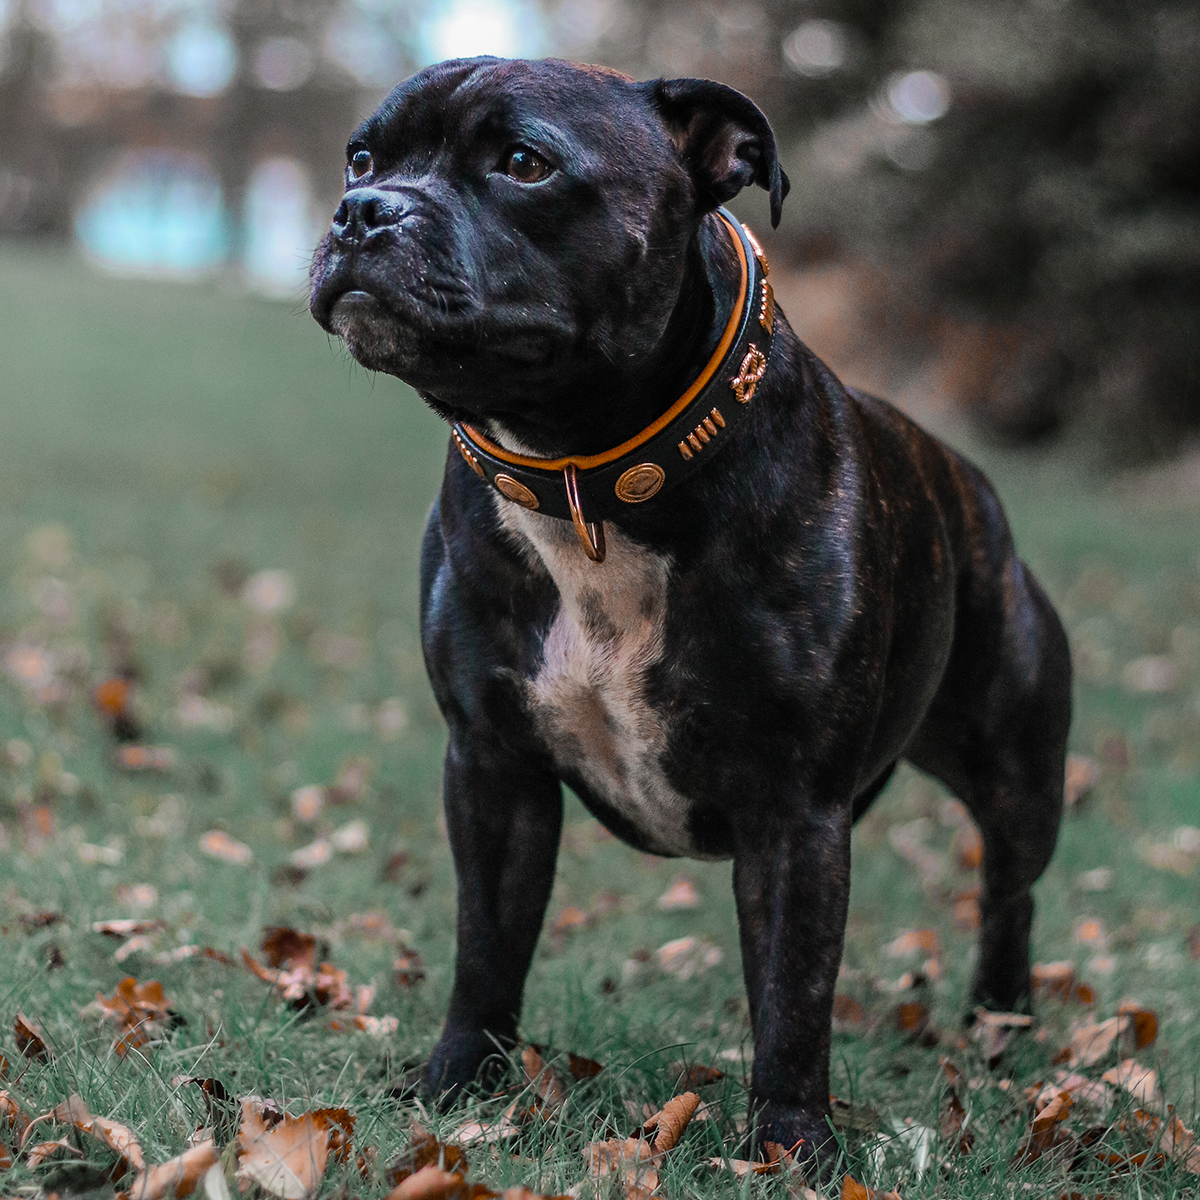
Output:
[332, 819, 369, 853]
[116, 745, 177, 772]
[896, 1001, 931, 1039]
[291, 840, 332, 869]
[173, 1077, 238, 1147]
[952, 887, 982, 931]
[50, 1093, 145, 1174]
[887, 928, 941, 958]
[1032, 962, 1076, 1002]
[655, 936, 722, 979]
[670, 1062, 723, 1088]
[454, 1102, 522, 1146]
[1064, 755, 1099, 806]
[521, 1045, 567, 1110]
[127, 1139, 220, 1200]
[1102, 1059, 1163, 1108]
[94, 918, 167, 938]
[1073, 918, 1109, 948]
[290, 785, 325, 823]
[657, 877, 699, 910]
[261, 927, 317, 970]
[235, 1103, 346, 1200]
[387, 1121, 467, 1186]
[954, 823, 983, 871]
[395, 947, 426, 987]
[940, 1089, 973, 1154]
[842, 1176, 902, 1200]
[0, 1090, 31, 1142]
[1116, 1000, 1157, 1049]
[650, 1091, 700, 1152]
[551, 906, 589, 936]
[93, 977, 173, 1056]
[385, 1165, 470, 1200]
[26, 1137, 83, 1167]
[198, 830, 252, 864]
[14, 1011, 49, 1060]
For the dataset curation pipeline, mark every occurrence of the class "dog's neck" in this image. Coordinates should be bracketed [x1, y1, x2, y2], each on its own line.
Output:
[481, 213, 742, 460]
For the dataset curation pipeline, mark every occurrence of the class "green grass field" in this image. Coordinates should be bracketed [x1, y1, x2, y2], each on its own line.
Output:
[1, 243, 1198, 1198]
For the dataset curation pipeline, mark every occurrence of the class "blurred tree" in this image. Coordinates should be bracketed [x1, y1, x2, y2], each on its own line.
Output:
[550, 0, 1200, 459]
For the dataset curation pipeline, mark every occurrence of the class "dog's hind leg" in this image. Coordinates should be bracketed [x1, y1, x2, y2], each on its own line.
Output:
[909, 562, 1071, 1013]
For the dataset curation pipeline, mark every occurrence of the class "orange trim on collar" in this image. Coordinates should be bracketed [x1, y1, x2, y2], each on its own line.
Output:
[461, 210, 749, 471]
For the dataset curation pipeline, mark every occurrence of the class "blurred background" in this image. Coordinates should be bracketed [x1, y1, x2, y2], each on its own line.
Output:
[1, 0, 1198, 461]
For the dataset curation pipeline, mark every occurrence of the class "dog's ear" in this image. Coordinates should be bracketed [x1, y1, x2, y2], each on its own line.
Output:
[646, 77, 789, 228]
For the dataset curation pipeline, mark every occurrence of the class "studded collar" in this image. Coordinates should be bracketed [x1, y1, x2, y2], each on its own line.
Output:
[451, 207, 774, 563]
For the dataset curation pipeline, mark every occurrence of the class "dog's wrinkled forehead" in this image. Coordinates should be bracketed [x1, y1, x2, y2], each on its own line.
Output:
[354, 57, 675, 194]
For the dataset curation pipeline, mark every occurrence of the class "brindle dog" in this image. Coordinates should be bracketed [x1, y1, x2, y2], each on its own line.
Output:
[309, 56, 1071, 1166]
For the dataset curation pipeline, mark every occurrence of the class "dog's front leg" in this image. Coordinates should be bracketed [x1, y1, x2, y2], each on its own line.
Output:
[733, 800, 852, 1168]
[424, 727, 563, 1102]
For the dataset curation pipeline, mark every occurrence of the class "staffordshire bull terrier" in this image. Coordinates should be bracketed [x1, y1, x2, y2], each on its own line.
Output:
[309, 56, 1071, 1164]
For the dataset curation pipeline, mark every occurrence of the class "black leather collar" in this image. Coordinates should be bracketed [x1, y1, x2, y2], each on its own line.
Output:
[451, 207, 774, 562]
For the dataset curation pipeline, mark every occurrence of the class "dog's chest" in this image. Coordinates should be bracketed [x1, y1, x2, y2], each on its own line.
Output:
[497, 504, 708, 857]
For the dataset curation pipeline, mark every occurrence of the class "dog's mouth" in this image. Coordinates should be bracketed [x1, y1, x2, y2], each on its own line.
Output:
[319, 281, 565, 379]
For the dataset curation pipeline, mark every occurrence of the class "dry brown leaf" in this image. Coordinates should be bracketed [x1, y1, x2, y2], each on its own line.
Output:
[670, 1062, 723, 1088]
[830, 1096, 882, 1133]
[521, 1045, 567, 1110]
[650, 1091, 700, 1152]
[887, 929, 941, 958]
[26, 1137, 83, 1168]
[94, 976, 173, 1056]
[1102, 1059, 1163, 1107]
[1064, 754, 1099, 806]
[241, 943, 354, 1011]
[387, 1120, 468, 1186]
[1032, 962, 1075, 1002]
[395, 947, 426, 987]
[47, 1094, 145, 1174]
[951, 888, 982, 932]
[117, 745, 178, 772]
[235, 1103, 341, 1200]
[954, 823, 983, 871]
[0, 1089, 31, 1142]
[832, 993, 865, 1031]
[1067, 1017, 1123, 1067]
[583, 1136, 655, 1175]
[454, 1102, 522, 1146]
[386, 1166, 469, 1200]
[551, 906, 589, 935]
[896, 1001, 931, 1037]
[1073, 918, 1108, 948]
[1116, 1001, 1158, 1049]
[14, 1011, 49, 1060]
[94, 918, 168, 938]
[127, 1139, 219, 1200]
[261, 927, 317, 970]
[655, 935, 722, 979]
[199, 830, 252, 864]
[842, 1176, 902, 1200]
[657, 877, 700, 910]
[940, 1090, 973, 1154]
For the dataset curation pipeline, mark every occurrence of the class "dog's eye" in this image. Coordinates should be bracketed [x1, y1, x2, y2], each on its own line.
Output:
[348, 149, 373, 180]
[503, 147, 553, 184]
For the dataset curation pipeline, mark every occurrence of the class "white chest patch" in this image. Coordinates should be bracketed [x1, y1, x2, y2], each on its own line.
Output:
[494, 499, 707, 857]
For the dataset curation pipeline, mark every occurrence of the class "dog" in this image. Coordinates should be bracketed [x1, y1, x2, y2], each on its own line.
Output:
[309, 56, 1071, 1165]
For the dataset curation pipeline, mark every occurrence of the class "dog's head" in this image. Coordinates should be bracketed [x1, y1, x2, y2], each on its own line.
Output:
[309, 57, 787, 435]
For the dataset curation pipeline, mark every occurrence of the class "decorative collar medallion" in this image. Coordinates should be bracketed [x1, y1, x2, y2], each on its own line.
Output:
[452, 207, 774, 563]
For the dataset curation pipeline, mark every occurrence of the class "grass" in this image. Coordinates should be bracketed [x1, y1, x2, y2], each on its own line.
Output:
[0, 242, 1198, 1198]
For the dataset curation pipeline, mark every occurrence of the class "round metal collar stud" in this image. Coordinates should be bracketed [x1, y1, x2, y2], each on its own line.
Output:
[615, 463, 666, 503]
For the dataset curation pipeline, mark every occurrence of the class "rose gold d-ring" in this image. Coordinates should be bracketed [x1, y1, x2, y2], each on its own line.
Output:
[563, 464, 605, 563]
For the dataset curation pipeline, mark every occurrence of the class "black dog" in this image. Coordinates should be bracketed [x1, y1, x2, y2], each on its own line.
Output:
[310, 57, 1071, 1164]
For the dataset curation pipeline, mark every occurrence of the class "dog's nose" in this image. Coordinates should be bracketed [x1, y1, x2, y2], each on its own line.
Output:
[330, 188, 410, 243]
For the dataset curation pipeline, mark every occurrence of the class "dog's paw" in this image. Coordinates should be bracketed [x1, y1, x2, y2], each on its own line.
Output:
[751, 1103, 839, 1178]
[422, 1026, 513, 1106]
